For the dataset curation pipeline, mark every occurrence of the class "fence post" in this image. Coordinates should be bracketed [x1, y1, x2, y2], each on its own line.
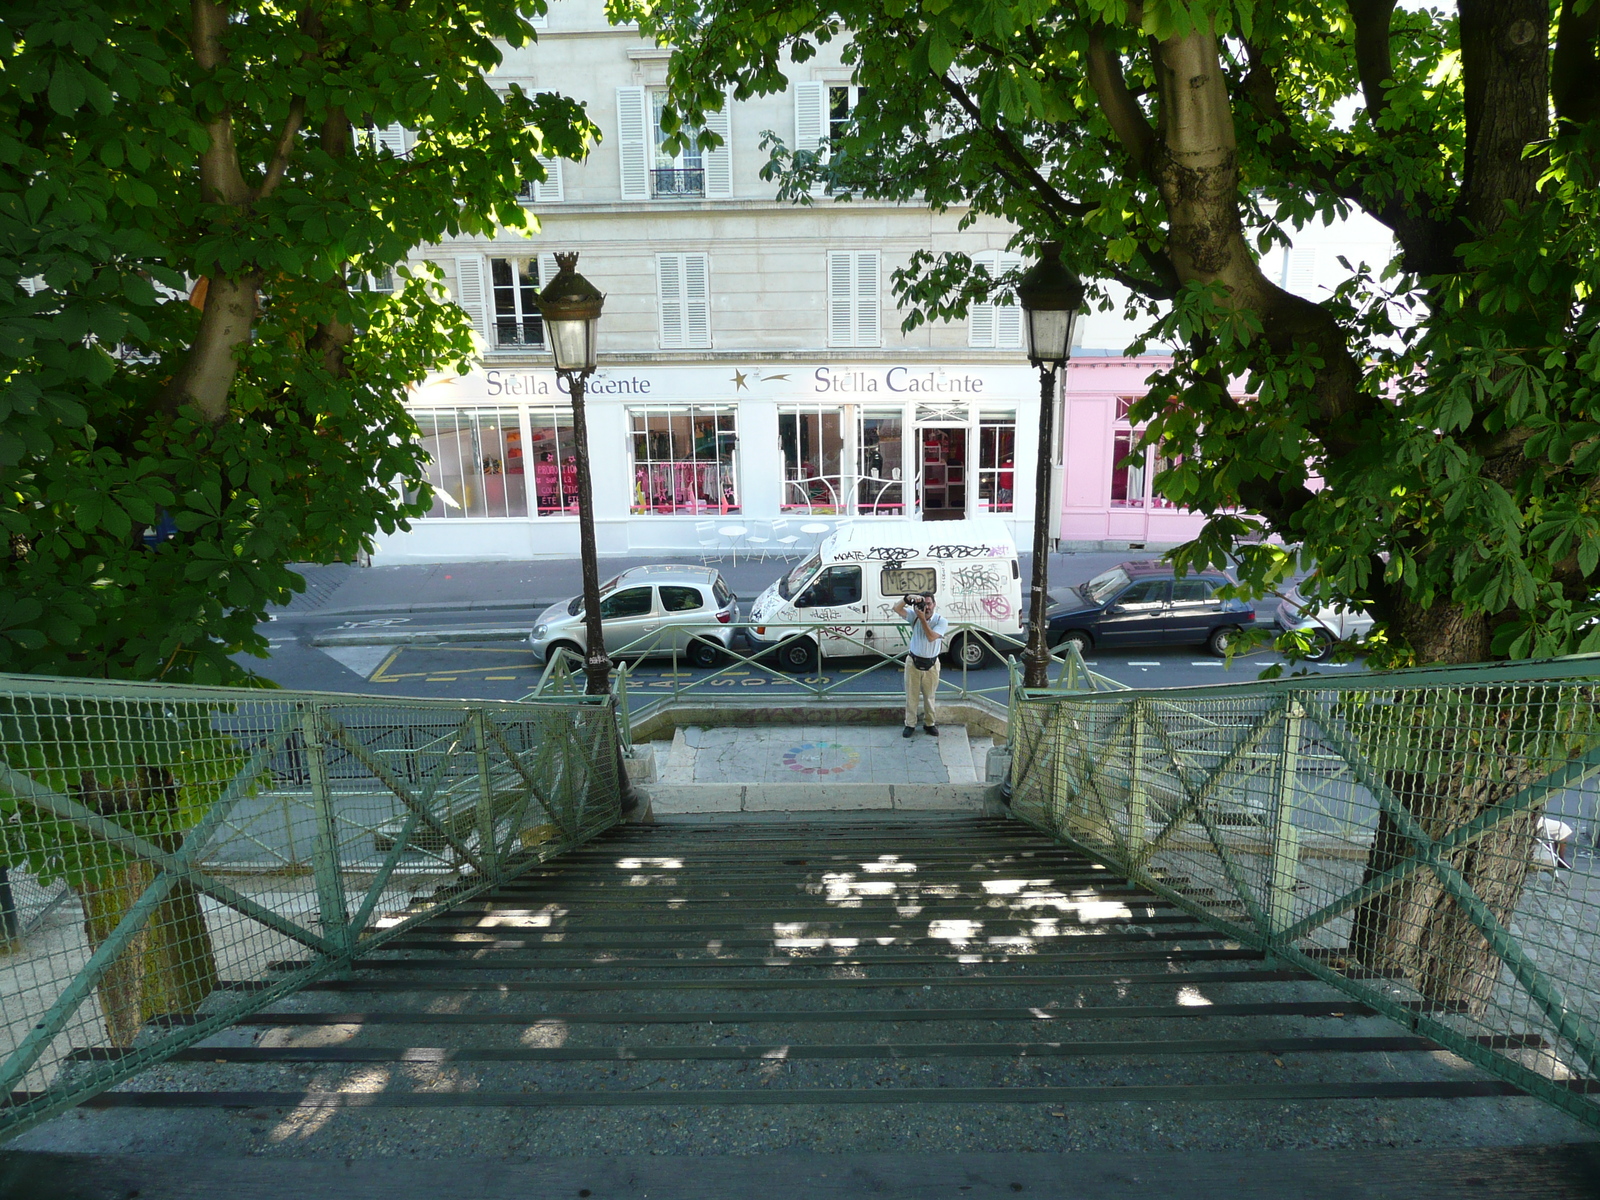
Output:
[1127, 701, 1149, 857]
[300, 703, 353, 965]
[473, 709, 499, 877]
[1266, 701, 1304, 942]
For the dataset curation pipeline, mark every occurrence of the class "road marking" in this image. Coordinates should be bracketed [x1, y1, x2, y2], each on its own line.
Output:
[1127, 661, 1161, 666]
[426, 676, 458, 682]
[485, 675, 517, 681]
[1188, 661, 1223, 666]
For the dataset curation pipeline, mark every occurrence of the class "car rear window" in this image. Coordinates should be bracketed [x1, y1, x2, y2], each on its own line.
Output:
[661, 585, 704, 613]
[712, 578, 734, 608]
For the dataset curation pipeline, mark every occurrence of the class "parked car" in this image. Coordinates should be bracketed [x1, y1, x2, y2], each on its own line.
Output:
[1046, 561, 1255, 656]
[1274, 576, 1373, 660]
[529, 565, 738, 668]
[746, 517, 1023, 671]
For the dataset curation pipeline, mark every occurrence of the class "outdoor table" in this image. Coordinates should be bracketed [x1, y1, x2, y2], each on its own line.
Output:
[718, 524, 749, 566]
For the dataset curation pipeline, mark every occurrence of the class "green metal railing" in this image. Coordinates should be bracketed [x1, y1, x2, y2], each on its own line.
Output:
[0, 674, 622, 1141]
[1009, 655, 1600, 1128]
[527, 620, 1127, 738]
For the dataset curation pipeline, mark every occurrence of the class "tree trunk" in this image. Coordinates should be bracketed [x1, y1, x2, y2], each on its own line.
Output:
[79, 860, 154, 1047]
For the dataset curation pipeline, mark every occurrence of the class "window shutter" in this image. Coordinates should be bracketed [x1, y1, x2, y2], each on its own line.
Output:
[827, 251, 855, 347]
[1283, 248, 1316, 297]
[854, 252, 880, 347]
[968, 251, 997, 348]
[538, 253, 559, 293]
[683, 253, 710, 348]
[376, 123, 407, 156]
[454, 256, 491, 344]
[995, 251, 1023, 348]
[701, 92, 733, 198]
[531, 156, 564, 202]
[794, 81, 826, 154]
[616, 87, 650, 200]
[658, 253, 685, 348]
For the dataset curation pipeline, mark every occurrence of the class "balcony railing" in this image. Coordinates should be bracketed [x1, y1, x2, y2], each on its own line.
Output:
[651, 167, 705, 197]
[493, 319, 544, 350]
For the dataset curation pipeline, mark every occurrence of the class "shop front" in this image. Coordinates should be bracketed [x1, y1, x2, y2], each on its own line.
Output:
[372, 361, 1041, 563]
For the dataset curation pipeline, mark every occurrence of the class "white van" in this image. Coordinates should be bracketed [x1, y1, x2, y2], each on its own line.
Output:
[746, 518, 1023, 671]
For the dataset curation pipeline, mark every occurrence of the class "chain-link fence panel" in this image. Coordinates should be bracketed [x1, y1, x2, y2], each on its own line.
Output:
[0, 675, 622, 1140]
[1010, 658, 1600, 1129]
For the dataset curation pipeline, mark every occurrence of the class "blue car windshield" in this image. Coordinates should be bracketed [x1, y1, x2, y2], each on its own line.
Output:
[1081, 568, 1130, 605]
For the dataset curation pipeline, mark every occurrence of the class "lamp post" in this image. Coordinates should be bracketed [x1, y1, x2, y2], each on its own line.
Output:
[537, 252, 611, 697]
[1016, 243, 1084, 690]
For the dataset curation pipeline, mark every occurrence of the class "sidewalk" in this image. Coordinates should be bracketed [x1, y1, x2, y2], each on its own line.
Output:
[271, 550, 1133, 619]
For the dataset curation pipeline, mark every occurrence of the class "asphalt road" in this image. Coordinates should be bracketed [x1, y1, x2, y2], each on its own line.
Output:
[249, 609, 1367, 702]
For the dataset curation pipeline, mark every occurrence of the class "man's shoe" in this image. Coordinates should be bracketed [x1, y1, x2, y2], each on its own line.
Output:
[925, 724, 939, 736]
[903, 726, 916, 738]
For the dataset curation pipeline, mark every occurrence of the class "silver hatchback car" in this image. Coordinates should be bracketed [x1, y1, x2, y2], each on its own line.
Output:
[529, 565, 739, 667]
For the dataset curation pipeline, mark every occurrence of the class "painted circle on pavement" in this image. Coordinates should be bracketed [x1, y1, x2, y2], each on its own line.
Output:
[782, 742, 862, 776]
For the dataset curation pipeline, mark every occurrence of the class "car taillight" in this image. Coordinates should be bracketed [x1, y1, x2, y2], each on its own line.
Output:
[717, 610, 732, 624]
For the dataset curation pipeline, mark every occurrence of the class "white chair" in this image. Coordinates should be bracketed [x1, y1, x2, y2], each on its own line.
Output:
[695, 520, 724, 565]
[744, 521, 773, 558]
[769, 518, 801, 562]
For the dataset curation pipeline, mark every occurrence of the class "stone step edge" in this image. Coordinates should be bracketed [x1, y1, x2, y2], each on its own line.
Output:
[638, 782, 1003, 814]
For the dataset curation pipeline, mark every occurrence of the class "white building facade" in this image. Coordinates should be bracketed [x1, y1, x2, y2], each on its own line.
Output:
[373, 0, 1042, 564]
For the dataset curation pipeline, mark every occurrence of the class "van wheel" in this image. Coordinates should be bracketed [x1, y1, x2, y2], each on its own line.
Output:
[1206, 625, 1243, 656]
[776, 637, 818, 673]
[951, 633, 992, 670]
[686, 638, 723, 669]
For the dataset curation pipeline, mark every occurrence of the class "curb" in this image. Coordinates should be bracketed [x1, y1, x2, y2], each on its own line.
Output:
[310, 627, 531, 648]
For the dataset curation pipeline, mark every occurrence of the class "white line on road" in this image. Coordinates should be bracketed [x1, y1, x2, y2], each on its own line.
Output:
[1188, 661, 1223, 666]
[1127, 661, 1161, 666]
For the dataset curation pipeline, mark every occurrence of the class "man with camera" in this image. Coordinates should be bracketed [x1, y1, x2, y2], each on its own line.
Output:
[893, 592, 948, 737]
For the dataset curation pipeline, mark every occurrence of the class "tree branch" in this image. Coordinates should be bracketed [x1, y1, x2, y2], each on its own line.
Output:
[252, 96, 306, 202]
[1085, 24, 1155, 166]
[1347, 0, 1398, 118]
[190, 0, 250, 206]
[1553, 0, 1600, 125]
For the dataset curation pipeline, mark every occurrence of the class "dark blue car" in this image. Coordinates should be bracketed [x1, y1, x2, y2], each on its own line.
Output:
[1047, 561, 1255, 656]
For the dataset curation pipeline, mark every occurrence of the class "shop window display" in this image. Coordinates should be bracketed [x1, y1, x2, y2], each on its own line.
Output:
[414, 408, 527, 519]
[856, 411, 904, 513]
[779, 405, 846, 513]
[528, 407, 578, 515]
[976, 415, 1017, 514]
[630, 405, 740, 515]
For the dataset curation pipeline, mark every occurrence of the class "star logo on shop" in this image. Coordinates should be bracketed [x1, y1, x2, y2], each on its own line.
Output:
[731, 370, 749, 391]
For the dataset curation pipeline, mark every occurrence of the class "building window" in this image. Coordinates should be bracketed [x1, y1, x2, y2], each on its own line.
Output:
[1110, 398, 1182, 509]
[490, 257, 545, 350]
[968, 251, 1023, 349]
[650, 90, 704, 196]
[528, 407, 578, 515]
[630, 404, 739, 515]
[779, 404, 846, 513]
[857, 409, 904, 513]
[657, 253, 711, 349]
[827, 250, 881, 348]
[976, 414, 1017, 513]
[414, 408, 527, 519]
[828, 85, 864, 144]
[518, 156, 564, 202]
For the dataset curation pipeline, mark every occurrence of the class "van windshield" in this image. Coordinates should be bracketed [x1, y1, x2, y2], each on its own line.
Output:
[780, 553, 821, 600]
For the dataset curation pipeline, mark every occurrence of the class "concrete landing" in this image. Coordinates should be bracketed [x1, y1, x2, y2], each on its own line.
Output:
[637, 724, 999, 815]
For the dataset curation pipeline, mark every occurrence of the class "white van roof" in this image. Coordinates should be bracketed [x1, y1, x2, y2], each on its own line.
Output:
[824, 519, 1017, 560]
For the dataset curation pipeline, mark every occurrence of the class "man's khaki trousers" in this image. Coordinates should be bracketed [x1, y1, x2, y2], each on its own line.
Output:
[905, 658, 940, 728]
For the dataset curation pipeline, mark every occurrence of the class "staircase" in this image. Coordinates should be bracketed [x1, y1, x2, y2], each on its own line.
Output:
[8, 813, 1593, 1182]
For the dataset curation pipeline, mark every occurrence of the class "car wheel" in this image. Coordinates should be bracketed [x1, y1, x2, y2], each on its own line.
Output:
[1206, 625, 1242, 656]
[1301, 629, 1335, 661]
[546, 640, 584, 667]
[950, 633, 992, 670]
[686, 637, 723, 669]
[1057, 630, 1093, 656]
[776, 637, 818, 673]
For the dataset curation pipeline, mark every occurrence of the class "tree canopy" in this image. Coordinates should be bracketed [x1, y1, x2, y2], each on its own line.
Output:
[1, 0, 588, 682]
[621, 0, 1600, 667]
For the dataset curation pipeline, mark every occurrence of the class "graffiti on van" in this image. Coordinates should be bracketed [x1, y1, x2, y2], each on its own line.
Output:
[927, 544, 1011, 559]
[952, 563, 1004, 594]
[980, 593, 1014, 619]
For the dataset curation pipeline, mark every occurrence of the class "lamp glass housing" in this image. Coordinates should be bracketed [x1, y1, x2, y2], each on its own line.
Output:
[547, 315, 599, 373]
[1025, 307, 1078, 368]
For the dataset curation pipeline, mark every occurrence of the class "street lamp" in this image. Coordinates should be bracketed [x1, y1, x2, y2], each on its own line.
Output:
[537, 252, 611, 696]
[1016, 242, 1085, 689]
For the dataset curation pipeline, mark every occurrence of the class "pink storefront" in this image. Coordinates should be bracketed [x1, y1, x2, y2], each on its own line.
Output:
[1056, 354, 1211, 550]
